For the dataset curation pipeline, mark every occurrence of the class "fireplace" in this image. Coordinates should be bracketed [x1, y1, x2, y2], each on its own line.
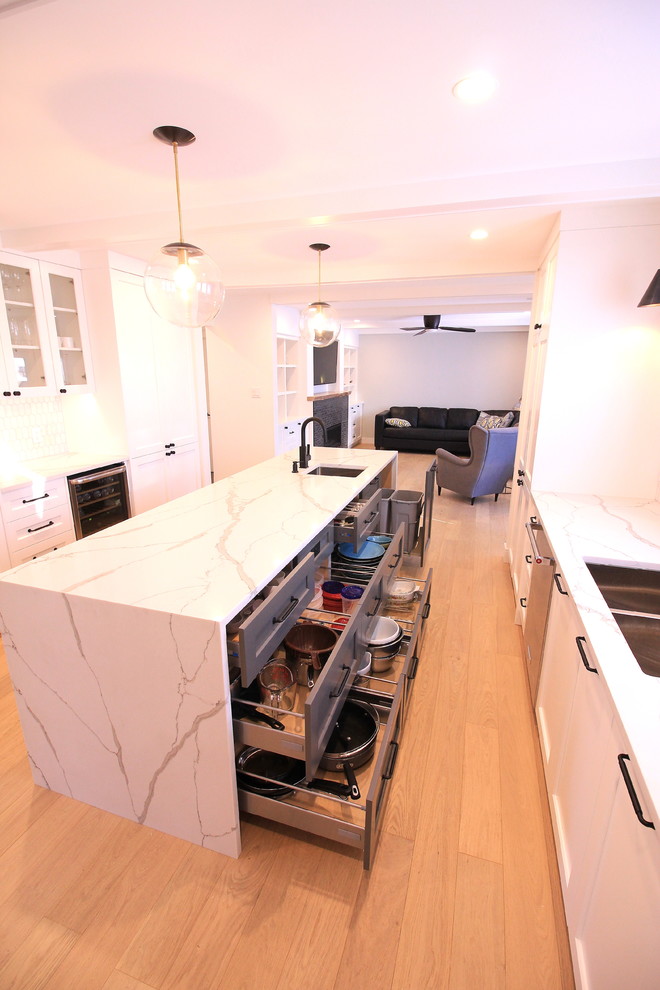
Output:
[312, 394, 349, 448]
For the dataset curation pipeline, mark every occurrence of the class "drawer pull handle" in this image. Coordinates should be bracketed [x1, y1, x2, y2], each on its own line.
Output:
[27, 520, 55, 534]
[366, 597, 381, 617]
[422, 602, 431, 619]
[618, 754, 655, 829]
[388, 550, 403, 569]
[525, 554, 532, 563]
[407, 654, 419, 680]
[383, 740, 399, 781]
[272, 596, 299, 625]
[22, 492, 50, 504]
[554, 573, 569, 595]
[330, 664, 351, 698]
[576, 636, 598, 673]
[520, 597, 527, 607]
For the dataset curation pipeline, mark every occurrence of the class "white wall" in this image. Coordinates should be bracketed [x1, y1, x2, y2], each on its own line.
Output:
[204, 288, 276, 479]
[358, 331, 528, 440]
[533, 201, 660, 498]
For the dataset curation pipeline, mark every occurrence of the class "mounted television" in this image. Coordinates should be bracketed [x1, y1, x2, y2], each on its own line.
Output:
[312, 340, 339, 395]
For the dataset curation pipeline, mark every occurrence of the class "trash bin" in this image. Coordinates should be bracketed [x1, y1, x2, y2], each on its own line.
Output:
[390, 489, 423, 552]
[379, 489, 394, 533]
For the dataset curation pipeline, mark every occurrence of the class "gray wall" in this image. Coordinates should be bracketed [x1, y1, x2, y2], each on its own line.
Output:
[359, 331, 528, 440]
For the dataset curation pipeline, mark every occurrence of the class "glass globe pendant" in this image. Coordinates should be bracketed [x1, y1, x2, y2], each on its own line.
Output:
[144, 126, 225, 328]
[299, 243, 341, 347]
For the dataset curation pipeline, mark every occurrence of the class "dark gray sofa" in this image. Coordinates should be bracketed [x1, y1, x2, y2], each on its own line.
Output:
[374, 405, 520, 455]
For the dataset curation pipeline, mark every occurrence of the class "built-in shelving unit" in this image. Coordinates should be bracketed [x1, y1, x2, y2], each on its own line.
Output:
[343, 344, 358, 395]
[276, 335, 301, 423]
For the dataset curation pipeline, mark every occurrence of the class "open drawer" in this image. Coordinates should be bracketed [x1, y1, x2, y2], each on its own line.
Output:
[333, 486, 381, 550]
[231, 528, 407, 780]
[231, 551, 317, 687]
[234, 570, 433, 868]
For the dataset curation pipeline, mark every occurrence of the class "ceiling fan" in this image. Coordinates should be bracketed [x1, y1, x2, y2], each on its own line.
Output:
[401, 314, 476, 336]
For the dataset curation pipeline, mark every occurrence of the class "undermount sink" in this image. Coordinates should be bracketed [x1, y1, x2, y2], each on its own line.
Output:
[305, 465, 365, 477]
[586, 562, 660, 677]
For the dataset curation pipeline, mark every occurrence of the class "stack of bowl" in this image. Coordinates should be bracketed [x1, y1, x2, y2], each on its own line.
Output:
[367, 616, 404, 673]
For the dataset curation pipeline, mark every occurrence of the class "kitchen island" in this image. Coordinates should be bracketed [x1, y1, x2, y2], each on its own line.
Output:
[0, 446, 396, 858]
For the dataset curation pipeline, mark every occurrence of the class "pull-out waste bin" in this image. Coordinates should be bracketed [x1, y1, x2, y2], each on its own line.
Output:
[390, 489, 423, 553]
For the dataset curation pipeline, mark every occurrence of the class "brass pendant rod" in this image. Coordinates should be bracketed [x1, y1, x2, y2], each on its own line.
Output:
[172, 141, 184, 244]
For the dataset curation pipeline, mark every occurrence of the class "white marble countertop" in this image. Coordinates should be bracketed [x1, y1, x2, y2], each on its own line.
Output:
[532, 491, 660, 823]
[0, 451, 128, 493]
[0, 446, 397, 623]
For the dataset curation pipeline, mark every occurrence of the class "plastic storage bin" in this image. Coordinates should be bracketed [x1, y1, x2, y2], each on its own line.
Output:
[390, 489, 423, 552]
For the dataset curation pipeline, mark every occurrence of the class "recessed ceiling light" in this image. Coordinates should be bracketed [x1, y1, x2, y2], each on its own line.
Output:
[470, 228, 489, 240]
[452, 71, 498, 104]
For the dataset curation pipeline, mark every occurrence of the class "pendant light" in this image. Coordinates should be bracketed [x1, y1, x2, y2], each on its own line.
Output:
[638, 270, 660, 307]
[299, 243, 341, 347]
[144, 126, 225, 328]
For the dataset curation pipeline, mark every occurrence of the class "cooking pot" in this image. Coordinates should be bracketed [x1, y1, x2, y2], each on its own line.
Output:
[284, 622, 338, 688]
[236, 747, 351, 800]
[319, 698, 380, 800]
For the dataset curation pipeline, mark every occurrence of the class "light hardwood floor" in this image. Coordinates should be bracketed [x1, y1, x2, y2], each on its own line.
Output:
[0, 452, 575, 990]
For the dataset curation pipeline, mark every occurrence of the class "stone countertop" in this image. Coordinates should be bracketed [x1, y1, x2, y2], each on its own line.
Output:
[532, 491, 660, 823]
[0, 451, 128, 493]
[0, 446, 397, 624]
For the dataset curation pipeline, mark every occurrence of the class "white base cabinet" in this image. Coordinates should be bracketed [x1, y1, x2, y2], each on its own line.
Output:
[536, 556, 660, 988]
[129, 443, 200, 516]
[348, 401, 363, 447]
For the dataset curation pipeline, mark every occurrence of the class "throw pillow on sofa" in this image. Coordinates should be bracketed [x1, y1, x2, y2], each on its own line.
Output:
[385, 417, 412, 428]
[476, 411, 515, 429]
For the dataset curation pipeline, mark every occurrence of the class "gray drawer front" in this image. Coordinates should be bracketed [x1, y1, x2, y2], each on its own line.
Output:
[363, 687, 405, 869]
[238, 552, 316, 686]
[297, 522, 334, 566]
[334, 488, 381, 549]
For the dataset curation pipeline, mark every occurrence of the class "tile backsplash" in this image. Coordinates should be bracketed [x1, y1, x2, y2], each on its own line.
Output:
[0, 396, 68, 460]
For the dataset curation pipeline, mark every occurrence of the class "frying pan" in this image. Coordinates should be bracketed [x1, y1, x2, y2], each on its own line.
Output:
[320, 698, 380, 800]
[236, 747, 352, 800]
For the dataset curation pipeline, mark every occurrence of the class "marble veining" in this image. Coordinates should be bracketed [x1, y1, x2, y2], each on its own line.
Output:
[532, 490, 660, 823]
[0, 447, 395, 857]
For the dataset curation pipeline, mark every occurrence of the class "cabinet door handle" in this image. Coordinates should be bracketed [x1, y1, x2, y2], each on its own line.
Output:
[525, 554, 532, 563]
[23, 492, 49, 504]
[520, 597, 527, 607]
[382, 740, 399, 781]
[529, 515, 537, 524]
[576, 636, 598, 673]
[534, 323, 542, 329]
[27, 520, 55, 533]
[516, 478, 524, 486]
[554, 573, 569, 595]
[272, 596, 299, 625]
[422, 602, 431, 619]
[59, 388, 67, 393]
[330, 664, 351, 698]
[407, 655, 420, 680]
[618, 754, 655, 829]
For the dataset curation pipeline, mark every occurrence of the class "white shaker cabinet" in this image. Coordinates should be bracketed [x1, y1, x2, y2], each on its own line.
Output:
[111, 271, 204, 513]
[0, 253, 93, 398]
[348, 401, 363, 447]
[571, 726, 660, 990]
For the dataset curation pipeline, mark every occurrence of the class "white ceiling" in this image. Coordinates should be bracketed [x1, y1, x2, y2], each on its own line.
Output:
[1, 0, 659, 331]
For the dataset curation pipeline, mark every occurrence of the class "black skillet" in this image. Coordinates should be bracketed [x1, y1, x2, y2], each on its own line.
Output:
[236, 747, 351, 800]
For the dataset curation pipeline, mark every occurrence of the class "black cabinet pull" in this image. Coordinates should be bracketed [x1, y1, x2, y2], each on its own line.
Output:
[520, 597, 527, 607]
[554, 573, 569, 596]
[534, 323, 542, 329]
[3, 391, 11, 396]
[272, 596, 299, 624]
[576, 636, 597, 673]
[529, 515, 537, 524]
[330, 664, 351, 698]
[407, 655, 419, 680]
[27, 520, 55, 533]
[525, 554, 532, 563]
[517, 469, 525, 477]
[516, 478, 523, 486]
[13, 390, 21, 396]
[23, 492, 49, 504]
[383, 740, 399, 780]
[422, 602, 431, 619]
[388, 550, 403, 569]
[618, 754, 655, 829]
[59, 388, 67, 393]
[366, 597, 381, 617]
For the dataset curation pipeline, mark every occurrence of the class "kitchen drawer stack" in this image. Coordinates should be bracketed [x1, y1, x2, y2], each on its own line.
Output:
[227, 477, 432, 868]
[0, 475, 75, 568]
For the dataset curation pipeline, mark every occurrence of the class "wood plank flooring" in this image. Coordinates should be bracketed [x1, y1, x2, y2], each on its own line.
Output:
[0, 452, 575, 989]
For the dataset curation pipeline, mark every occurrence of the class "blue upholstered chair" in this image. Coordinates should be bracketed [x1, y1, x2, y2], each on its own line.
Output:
[436, 425, 518, 504]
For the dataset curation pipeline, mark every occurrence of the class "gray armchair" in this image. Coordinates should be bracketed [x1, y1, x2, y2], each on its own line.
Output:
[436, 425, 518, 504]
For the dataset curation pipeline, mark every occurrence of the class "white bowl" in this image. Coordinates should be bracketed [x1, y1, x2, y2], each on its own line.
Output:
[368, 616, 401, 646]
[388, 578, 417, 602]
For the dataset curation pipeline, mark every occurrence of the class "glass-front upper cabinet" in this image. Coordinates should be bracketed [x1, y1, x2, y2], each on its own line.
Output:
[0, 253, 93, 397]
[41, 263, 93, 393]
[0, 255, 52, 395]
